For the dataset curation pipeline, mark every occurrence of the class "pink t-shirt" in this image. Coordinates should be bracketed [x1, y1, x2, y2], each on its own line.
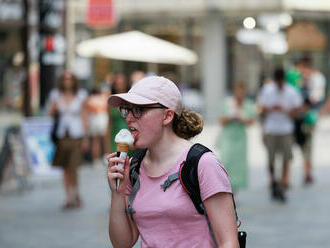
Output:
[126, 149, 232, 248]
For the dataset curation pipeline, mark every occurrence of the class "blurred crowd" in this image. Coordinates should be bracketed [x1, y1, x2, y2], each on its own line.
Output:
[43, 54, 330, 209]
[217, 55, 328, 204]
[0, 51, 329, 221]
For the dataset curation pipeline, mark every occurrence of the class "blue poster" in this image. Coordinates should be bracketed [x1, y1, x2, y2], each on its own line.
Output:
[21, 117, 62, 177]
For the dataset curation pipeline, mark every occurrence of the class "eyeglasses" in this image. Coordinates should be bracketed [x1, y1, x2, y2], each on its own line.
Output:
[119, 105, 167, 119]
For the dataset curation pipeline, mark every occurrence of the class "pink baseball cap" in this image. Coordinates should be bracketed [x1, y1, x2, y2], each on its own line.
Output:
[108, 76, 183, 116]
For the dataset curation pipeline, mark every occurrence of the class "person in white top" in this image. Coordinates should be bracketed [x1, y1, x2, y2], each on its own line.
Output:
[299, 56, 326, 108]
[308, 69, 326, 107]
[296, 58, 325, 185]
[48, 71, 88, 210]
[258, 67, 302, 202]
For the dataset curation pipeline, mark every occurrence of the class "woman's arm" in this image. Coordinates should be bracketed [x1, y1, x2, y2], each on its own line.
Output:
[320, 98, 330, 116]
[241, 117, 254, 126]
[81, 99, 89, 133]
[48, 101, 58, 116]
[219, 116, 237, 125]
[109, 194, 139, 248]
[204, 192, 239, 248]
[107, 153, 139, 247]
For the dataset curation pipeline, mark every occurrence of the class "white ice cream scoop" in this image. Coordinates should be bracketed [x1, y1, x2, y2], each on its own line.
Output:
[114, 129, 134, 190]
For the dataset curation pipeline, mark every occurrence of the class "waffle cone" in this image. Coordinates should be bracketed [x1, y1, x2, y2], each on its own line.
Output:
[117, 143, 129, 153]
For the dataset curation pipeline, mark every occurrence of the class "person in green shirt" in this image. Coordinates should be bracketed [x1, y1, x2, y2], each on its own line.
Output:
[285, 61, 303, 90]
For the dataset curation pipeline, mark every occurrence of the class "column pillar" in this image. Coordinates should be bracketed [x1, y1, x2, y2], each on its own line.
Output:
[201, 13, 226, 122]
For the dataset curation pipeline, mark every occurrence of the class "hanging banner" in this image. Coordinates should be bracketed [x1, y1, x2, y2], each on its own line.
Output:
[87, 0, 117, 28]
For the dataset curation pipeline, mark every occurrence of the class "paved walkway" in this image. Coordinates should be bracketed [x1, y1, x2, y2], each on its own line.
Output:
[1, 117, 330, 248]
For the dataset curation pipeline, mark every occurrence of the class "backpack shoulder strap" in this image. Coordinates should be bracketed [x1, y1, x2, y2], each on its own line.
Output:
[179, 143, 219, 245]
[179, 143, 211, 215]
[180, 144, 242, 227]
[129, 148, 147, 185]
[180, 144, 243, 247]
[126, 148, 147, 217]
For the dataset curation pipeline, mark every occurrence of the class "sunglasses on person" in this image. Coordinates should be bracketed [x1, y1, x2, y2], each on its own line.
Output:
[119, 105, 168, 119]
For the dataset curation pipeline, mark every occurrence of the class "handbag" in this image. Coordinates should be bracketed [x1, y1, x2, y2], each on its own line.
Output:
[51, 110, 60, 144]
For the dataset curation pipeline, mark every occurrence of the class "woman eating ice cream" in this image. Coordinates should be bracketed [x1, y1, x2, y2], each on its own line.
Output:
[106, 76, 239, 248]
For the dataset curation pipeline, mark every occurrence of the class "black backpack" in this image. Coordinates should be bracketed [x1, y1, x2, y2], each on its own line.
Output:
[126, 143, 246, 247]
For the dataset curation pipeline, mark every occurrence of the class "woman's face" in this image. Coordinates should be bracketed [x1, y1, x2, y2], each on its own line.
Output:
[123, 104, 167, 148]
[63, 72, 74, 90]
[234, 86, 245, 101]
[115, 74, 127, 93]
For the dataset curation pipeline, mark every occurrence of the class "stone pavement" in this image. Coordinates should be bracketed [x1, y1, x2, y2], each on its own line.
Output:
[1, 117, 330, 248]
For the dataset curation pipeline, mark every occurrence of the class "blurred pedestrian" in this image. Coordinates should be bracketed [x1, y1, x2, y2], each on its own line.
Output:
[287, 56, 325, 185]
[107, 76, 239, 247]
[217, 82, 256, 193]
[257, 67, 302, 202]
[256, 77, 274, 146]
[48, 71, 88, 210]
[130, 70, 145, 85]
[85, 86, 109, 166]
[294, 99, 318, 185]
[108, 73, 130, 153]
[298, 57, 326, 108]
[101, 72, 115, 95]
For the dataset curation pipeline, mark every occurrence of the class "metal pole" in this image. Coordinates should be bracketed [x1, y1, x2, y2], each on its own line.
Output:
[22, 0, 32, 116]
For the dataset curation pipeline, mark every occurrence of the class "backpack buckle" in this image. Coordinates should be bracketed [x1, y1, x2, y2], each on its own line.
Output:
[161, 180, 171, 192]
[160, 172, 180, 192]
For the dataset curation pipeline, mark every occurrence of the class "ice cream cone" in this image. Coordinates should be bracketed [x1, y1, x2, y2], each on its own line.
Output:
[114, 129, 134, 191]
[117, 142, 129, 153]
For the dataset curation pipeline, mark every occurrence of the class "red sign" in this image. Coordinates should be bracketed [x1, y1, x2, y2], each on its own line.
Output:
[44, 36, 54, 51]
[87, 0, 117, 28]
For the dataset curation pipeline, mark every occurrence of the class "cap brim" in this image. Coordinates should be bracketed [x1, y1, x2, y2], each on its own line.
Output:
[108, 93, 158, 107]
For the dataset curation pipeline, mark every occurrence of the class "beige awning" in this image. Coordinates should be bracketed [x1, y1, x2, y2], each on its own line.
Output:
[76, 31, 198, 65]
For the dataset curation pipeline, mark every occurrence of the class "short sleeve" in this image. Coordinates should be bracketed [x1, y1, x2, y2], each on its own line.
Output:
[219, 97, 231, 117]
[291, 88, 303, 108]
[198, 152, 232, 202]
[49, 89, 59, 103]
[46, 89, 59, 113]
[257, 86, 269, 106]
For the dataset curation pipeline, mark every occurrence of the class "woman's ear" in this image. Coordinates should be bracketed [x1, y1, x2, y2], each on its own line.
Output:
[163, 109, 175, 126]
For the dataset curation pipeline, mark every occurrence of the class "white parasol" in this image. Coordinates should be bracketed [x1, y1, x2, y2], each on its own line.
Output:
[76, 30, 198, 65]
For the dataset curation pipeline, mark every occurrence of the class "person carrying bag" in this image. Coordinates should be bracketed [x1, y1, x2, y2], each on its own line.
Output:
[107, 76, 243, 247]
